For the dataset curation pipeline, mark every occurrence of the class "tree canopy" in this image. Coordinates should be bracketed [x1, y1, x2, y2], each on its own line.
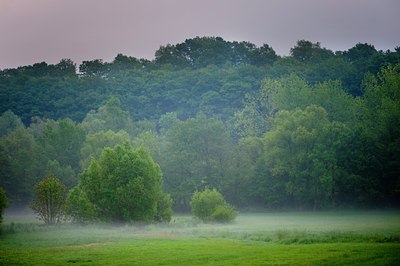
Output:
[0, 37, 399, 212]
[70, 143, 171, 223]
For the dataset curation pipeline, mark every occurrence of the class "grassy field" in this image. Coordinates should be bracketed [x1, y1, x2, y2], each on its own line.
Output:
[1, 211, 399, 265]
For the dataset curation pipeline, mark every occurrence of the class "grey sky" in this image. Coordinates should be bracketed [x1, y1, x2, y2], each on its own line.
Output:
[1, 0, 399, 69]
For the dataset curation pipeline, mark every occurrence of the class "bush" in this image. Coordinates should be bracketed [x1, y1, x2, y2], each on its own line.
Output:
[30, 175, 67, 225]
[190, 188, 236, 223]
[0, 187, 8, 231]
[211, 204, 237, 223]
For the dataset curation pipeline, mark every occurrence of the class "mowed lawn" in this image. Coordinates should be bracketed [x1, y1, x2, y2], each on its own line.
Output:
[1, 211, 399, 265]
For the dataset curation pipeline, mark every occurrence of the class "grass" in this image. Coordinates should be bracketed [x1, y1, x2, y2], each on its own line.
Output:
[1, 211, 400, 265]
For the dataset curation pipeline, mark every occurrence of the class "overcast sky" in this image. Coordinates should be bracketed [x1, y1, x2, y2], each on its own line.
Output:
[1, 0, 399, 69]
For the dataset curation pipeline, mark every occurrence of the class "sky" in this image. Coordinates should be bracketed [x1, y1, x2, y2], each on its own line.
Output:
[1, 0, 399, 69]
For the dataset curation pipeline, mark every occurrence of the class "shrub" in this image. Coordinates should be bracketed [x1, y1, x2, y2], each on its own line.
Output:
[211, 204, 237, 223]
[30, 175, 67, 225]
[190, 188, 236, 223]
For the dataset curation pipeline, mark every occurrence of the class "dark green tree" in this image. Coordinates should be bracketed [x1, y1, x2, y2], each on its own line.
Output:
[0, 127, 42, 206]
[290, 40, 334, 62]
[0, 110, 24, 137]
[0, 187, 8, 230]
[263, 106, 349, 210]
[79, 59, 109, 77]
[161, 113, 233, 211]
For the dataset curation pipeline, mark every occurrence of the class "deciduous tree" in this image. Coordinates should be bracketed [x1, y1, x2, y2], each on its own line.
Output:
[30, 175, 67, 225]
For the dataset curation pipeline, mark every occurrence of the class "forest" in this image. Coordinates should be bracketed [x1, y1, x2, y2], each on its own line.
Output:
[1, 36, 399, 213]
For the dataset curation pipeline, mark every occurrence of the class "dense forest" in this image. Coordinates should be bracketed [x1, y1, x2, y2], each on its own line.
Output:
[1, 37, 399, 211]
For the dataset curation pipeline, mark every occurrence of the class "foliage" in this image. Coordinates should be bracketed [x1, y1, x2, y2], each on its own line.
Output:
[80, 129, 131, 168]
[2, 38, 397, 125]
[0, 187, 8, 230]
[81, 97, 134, 134]
[32, 118, 86, 173]
[0, 110, 24, 137]
[190, 188, 236, 223]
[210, 204, 237, 223]
[154, 193, 173, 223]
[73, 143, 171, 223]
[65, 186, 97, 224]
[0, 37, 399, 211]
[0, 126, 42, 206]
[161, 114, 234, 211]
[30, 175, 67, 225]
[262, 106, 350, 210]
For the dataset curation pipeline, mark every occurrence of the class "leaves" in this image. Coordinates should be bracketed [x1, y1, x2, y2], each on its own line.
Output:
[30, 175, 67, 225]
[72, 143, 169, 223]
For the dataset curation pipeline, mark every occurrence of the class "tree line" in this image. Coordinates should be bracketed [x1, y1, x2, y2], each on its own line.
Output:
[1, 37, 399, 125]
[0, 37, 399, 212]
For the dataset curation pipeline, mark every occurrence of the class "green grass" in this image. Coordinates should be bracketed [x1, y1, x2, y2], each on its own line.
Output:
[1, 211, 400, 265]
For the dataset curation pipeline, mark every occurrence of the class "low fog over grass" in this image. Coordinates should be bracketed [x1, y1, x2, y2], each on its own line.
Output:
[1, 211, 399, 265]
[3, 211, 400, 243]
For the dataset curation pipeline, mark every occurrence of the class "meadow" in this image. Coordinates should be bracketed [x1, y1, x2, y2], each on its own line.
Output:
[1, 211, 399, 265]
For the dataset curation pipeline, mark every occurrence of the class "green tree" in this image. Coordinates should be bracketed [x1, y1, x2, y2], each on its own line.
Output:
[80, 130, 131, 168]
[263, 106, 349, 210]
[79, 59, 109, 77]
[0, 187, 8, 230]
[0, 110, 24, 137]
[161, 113, 233, 211]
[75, 143, 171, 223]
[131, 131, 161, 162]
[0, 127, 42, 206]
[190, 188, 236, 223]
[352, 64, 400, 206]
[65, 186, 97, 223]
[34, 118, 86, 172]
[81, 97, 134, 134]
[30, 175, 67, 225]
[290, 40, 334, 63]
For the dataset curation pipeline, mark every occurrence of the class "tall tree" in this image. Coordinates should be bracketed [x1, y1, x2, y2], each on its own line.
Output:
[290, 40, 334, 62]
[161, 113, 233, 211]
[0, 110, 24, 137]
[81, 97, 134, 134]
[263, 106, 349, 210]
[80, 130, 131, 168]
[0, 127, 42, 206]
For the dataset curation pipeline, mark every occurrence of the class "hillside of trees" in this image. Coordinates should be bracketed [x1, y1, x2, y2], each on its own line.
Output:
[1, 37, 399, 211]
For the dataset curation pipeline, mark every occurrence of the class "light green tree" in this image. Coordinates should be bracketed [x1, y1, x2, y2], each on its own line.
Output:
[73, 143, 172, 223]
[81, 97, 134, 134]
[190, 188, 236, 223]
[80, 130, 131, 168]
[30, 175, 67, 225]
